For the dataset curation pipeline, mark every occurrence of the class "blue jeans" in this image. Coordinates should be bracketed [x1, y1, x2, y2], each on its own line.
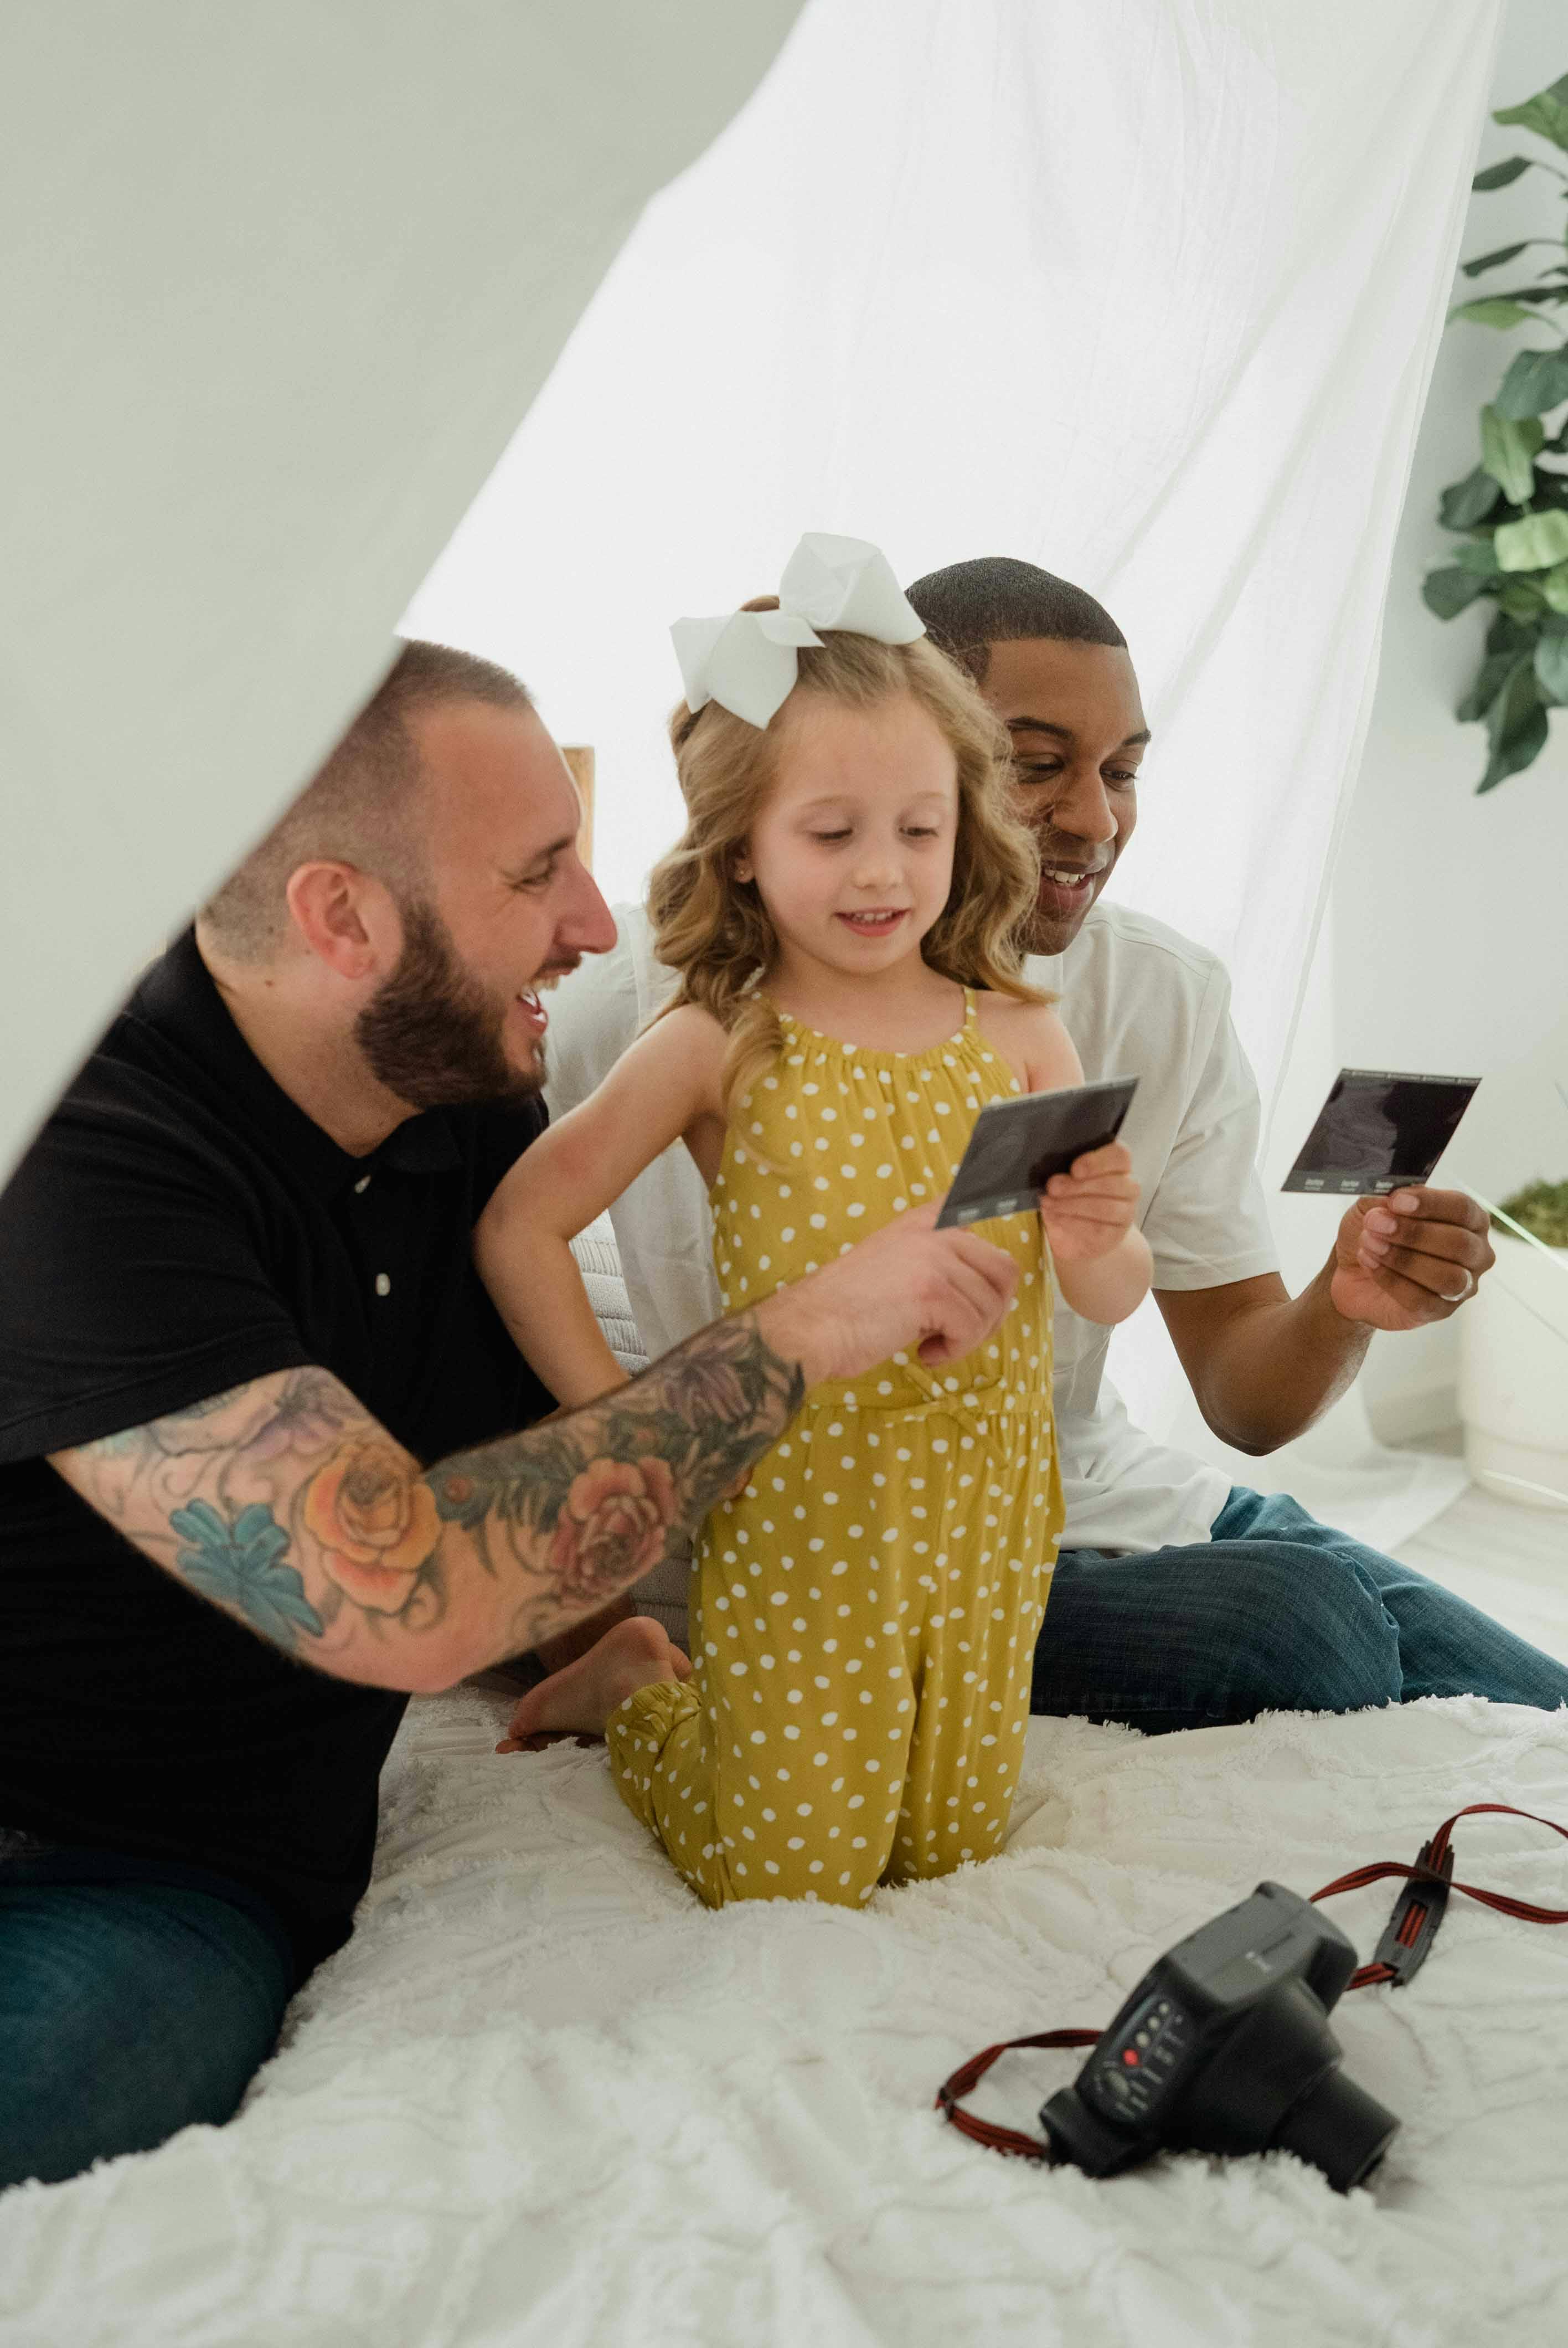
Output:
[0, 1848, 296, 2190]
[1033, 1485, 1568, 1733]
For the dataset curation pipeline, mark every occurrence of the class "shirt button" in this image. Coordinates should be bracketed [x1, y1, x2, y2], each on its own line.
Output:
[374, 1273, 391, 1297]
[354, 1175, 372, 1194]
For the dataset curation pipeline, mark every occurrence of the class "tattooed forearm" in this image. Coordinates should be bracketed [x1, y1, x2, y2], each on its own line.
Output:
[54, 1317, 802, 1687]
[62, 1369, 380, 1659]
[169, 1497, 325, 1647]
[428, 1311, 803, 1653]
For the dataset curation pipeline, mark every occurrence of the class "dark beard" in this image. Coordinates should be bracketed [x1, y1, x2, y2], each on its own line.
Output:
[354, 898, 540, 1111]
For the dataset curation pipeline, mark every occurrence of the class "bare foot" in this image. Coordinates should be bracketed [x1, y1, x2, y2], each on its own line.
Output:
[496, 1616, 691, 1752]
[532, 1592, 636, 1678]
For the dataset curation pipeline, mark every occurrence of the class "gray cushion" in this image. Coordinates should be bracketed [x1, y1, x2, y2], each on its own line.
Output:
[570, 1216, 647, 1376]
[570, 1215, 691, 1646]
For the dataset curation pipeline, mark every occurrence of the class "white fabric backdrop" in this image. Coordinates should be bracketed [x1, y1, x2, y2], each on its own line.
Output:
[410, 0, 1498, 1122]
[409, 0, 1500, 1542]
[0, 0, 802, 1182]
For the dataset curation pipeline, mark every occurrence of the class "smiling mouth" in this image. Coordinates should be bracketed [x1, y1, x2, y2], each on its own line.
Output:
[517, 960, 581, 1027]
[835, 908, 909, 936]
[1038, 863, 1108, 910]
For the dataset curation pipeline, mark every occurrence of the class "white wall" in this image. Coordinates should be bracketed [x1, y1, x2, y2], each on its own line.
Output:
[1323, 0, 1568, 1440]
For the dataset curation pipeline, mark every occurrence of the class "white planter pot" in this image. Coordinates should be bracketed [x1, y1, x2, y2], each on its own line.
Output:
[1458, 1229, 1568, 1511]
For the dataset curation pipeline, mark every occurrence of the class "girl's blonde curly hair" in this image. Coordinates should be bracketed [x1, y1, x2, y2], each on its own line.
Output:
[648, 599, 1046, 1124]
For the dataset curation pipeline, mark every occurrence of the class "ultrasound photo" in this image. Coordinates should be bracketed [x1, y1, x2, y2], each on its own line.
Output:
[937, 1077, 1138, 1227]
[1282, 1068, 1481, 1196]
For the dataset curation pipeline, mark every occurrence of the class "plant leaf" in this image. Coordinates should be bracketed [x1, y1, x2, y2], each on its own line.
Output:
[1494, 344, 1568, 420]
[1487, 653, 1541, 742]
[1536, 634, 1568, 703]
[1479, 702, 1549, 790]
[1472, 156, 1531, 190]
[1486, 607, 1535, 655]
[1450, 298, 1535, 328]
[1422, 566, 1488, 620]
[1453, 537, 1503, 575]
[1439, 466, 1501, 529]
[1462, 241, 1530, 277]
[1481, 405, 1544, 503]
[1478, 653, 1548, 791]
[1457, 648, 1519, 722]
[1454, 292, 1568, 320]
[1494, 76, 1568, 153]
[1494, 506, 1568, 569]
[1498, 580, 1548, 620]
[1541, 559, 1568, 614]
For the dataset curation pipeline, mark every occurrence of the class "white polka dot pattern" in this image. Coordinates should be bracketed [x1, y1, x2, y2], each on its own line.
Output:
[607, 990, 1064, 1908]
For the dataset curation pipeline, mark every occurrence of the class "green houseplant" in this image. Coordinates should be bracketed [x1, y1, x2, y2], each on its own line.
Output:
[1493, 1177, 1568, 1247]
[1423, 71, 1568, 792]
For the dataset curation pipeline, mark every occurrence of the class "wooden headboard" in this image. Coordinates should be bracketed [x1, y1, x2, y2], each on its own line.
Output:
[561, 745, 594, 870]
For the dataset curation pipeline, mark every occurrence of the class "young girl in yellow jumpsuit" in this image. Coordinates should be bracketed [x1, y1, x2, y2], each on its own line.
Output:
[486, 534, 1152, 1907]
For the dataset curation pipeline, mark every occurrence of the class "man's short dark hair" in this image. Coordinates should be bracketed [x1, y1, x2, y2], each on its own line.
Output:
[203, 640, 533, 961]
[905, 557, 1126, 684]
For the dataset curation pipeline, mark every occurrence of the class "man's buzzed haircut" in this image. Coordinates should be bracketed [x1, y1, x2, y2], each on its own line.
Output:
[203, 640, 533, 960]
[906, 557, 1126, 684]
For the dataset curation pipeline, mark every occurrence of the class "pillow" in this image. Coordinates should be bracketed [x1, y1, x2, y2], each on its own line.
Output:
[570, 1215, 691, 1644]
[569, 1215, 647, 1376]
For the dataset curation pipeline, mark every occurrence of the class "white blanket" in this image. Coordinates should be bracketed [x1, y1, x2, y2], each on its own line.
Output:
[4, 1692, 1566, 2346]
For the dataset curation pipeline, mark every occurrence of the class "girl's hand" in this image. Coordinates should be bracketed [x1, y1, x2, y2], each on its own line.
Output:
[755, 1199, 1019, 1381]
[1038, 1141, 1140, 1263]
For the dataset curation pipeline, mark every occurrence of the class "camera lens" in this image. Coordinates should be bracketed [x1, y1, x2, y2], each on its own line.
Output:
[1277, 2067, 1398, 2192]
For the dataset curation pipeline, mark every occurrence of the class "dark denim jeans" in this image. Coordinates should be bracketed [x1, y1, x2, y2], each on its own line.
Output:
[1033, 1484, 1568, 1733]
[0, 1849, 296, 2191]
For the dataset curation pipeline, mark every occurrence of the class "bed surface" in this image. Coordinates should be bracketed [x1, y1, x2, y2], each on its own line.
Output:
[3, 1688, 1566, 2346]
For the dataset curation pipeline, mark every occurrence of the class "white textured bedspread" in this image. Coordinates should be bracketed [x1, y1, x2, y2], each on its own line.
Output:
[4, 1691, 1567, 2347]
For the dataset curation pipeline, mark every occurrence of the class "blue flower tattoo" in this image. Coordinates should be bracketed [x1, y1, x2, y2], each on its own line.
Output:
[170, 1499, 324, 1649]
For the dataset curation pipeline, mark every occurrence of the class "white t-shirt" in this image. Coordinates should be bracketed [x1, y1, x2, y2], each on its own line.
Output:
[545, 899, 1280, 1556]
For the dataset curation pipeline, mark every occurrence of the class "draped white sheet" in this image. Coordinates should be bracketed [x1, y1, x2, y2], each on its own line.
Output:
[409, 0, 1500, 1543]
[411, 0, 1498, 1121]
[0, 0, 802, 1181]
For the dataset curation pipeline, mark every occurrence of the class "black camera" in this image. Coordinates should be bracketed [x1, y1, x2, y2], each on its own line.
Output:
[1040, 1882, 1398, 2192]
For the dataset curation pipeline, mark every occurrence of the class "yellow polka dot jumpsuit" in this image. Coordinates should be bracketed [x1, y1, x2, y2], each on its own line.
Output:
[606, 992, 1064, 1907]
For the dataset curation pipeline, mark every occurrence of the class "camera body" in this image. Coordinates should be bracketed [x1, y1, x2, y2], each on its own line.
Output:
[1040, 1881, 1397, 2192]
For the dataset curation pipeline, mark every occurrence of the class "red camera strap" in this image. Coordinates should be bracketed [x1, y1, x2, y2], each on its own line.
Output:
[935, 2028, 1101, 2160]
[937, 1803, 1568, 2161]
[1309, 1802, 1568, 1988]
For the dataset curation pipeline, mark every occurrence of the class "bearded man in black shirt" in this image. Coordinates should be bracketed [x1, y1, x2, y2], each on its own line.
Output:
[0, 641, 1020, 2190]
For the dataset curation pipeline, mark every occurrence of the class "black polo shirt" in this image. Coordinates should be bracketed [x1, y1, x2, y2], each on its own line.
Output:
[0, 931, 553, 1973]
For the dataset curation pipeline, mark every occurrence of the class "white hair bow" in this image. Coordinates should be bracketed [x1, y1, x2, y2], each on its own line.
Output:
[670, 532, 925, 729]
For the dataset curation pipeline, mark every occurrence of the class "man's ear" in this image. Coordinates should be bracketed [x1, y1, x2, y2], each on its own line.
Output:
[285, 862, 402, 982]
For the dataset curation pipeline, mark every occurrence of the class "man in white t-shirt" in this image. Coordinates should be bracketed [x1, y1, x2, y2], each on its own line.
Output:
[545, 557, 1568, 1726]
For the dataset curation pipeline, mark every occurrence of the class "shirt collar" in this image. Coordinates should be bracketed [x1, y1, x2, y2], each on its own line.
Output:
[127, 931, 461, 1198]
